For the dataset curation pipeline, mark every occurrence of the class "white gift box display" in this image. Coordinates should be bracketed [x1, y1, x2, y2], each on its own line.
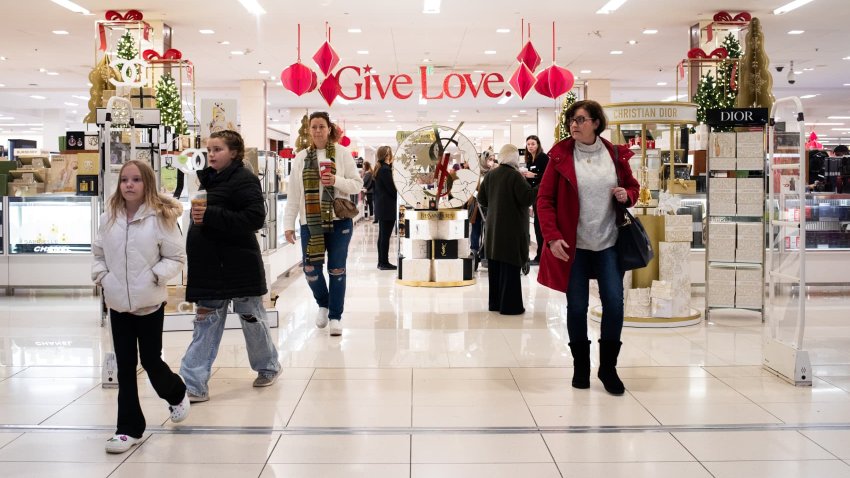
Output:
[736, 222, 764, 264]
[707, 267, 736, 307]
[401, 258, 432, 282]
[433, 259, 464, 282]
[737, 178, 764, 204]
[457, 238, 471, 258]
[711, 157, 737, 170]
[647, 168, 661, 190]
[432, 220, 466, 240]
[707, 222, 736, 262]
[664, 215, 693, 242]
[736, 203, 764, 217]
[737, 131, 765, 158]
[406, 220, 432, 240]
[709, 178, 737, 216]
[735, 267, 764, 308]
[625, 288, 651, 317]
[711, 132, 737, 158]
[736, 156, 765, 170]
[400, 238, 430, 259]
[659, 242, 691, 288]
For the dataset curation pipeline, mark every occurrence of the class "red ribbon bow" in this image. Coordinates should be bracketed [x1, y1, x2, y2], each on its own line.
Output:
[714, 11, 751, 22]
[686, 47, 728, 60]
[105, 9, 144, 21]
[142, 49, 184, 61]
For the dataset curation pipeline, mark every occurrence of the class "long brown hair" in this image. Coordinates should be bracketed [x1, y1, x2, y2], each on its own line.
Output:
[525, 135, 543, 164]
[376, 145, 392, 164]
[308, 111, 340, 147]
[362, 161, 373, 174]
[107, 160, 182, 227]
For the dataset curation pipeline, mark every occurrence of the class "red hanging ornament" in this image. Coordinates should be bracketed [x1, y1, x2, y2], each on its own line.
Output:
[509, 63, 536, 99]
[281, 24, 318, 96]
[313, 23, 340, 76]
[534, 23, 574, 98]
[339, 136, 352, 147]
[517, 42, 541, 72]
[319, 73, 341, 106]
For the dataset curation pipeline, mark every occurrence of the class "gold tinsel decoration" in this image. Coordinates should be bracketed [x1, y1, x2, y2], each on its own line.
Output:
[84, 56, 119, 123]
[735, 17, 774, 111]
[295, 114, 310, 152]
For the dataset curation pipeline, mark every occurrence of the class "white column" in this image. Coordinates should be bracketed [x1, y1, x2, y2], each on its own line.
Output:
[509, 122, 525, 147]
[492, 127, 509, 151]
[586, 79, 611, 105]
[536, 107, 557, 151]
[42, 109, 66, 152]
[239, 80, 267, 150]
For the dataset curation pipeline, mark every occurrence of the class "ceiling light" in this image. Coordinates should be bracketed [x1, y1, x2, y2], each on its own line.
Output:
[0, 56, 6, 61]
[258, 69, 270, 74]
[199, 29, 215, 34]
[30, 95, 46, 100]
[496, 28, 510, 33]
[0, 84, 5, 87]
[512, 115, 518, 118]
[418, 94, 427, 105]
[794, 71, 803, 75]
[657, 82, 668, 86]
[219, 40, 231, 45]
[596, 0, 628, 14]
[269, 76, 276, 81]
[384, 110, 392, 113]
[51, 0, 90, 15]
[844, 83, 850, 86]
[787, 30, 805, 34]
[498, 95, 512, 105]
[452, 109, 459, 113]
[231, 50, 245, 55]
[357, 50, 369, 55]
[803, 67, 814, 71]
[519, 110, 526, 113]
[422, 58, 432, 62]
[484, 50, 497, 55]
[423, 0, 441, 14]
[348, 28, 362, 33]
[610, 50, 624, 55]
[580, 69, 592, 74]
[773, 0, 814, 15]
[47, 72, 59, 76]
[828, 116, 850, 119]
[627, 40, 638, 45]
[52, 30, 69, 35]
[844, 56, 850, 60]
[63, 102, 77, 106]
[831, 128, 850, 131]
[72, 95, 88, 100]
[643, 29, 658, 34]
[799, 94, 818, 99]
[39, 68, 47, 73]
[473, 70, 484, 73]
[806, 122, 844, 125]
[237, 0, 266, 15]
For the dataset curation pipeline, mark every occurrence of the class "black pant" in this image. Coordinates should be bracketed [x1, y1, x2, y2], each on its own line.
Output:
[488, 259, 524, 315]
[377, 219, 395, 265]
[111, 304, 186, 438]
[532, 203, 543, 260]
[365, 193, 374, 216]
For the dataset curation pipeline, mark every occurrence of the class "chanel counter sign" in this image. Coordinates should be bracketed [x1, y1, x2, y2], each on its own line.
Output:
[706, 108, 769, 127]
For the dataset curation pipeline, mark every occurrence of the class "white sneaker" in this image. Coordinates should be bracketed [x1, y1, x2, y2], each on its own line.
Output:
[329, 319, 342, 336]
[105, 434, 139, 454]
[316, 307, 329, 329]
[169, 392, 191, 423]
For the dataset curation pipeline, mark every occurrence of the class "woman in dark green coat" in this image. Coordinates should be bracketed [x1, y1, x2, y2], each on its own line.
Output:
[478, 144, 537, 315]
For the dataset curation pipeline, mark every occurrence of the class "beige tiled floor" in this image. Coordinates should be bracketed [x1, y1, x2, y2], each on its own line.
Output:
[1, 222, 850, 477]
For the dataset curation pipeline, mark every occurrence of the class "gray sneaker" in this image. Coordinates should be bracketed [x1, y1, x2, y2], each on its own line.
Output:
[253, 372, 279, 387]
[187, 392, 209, 403]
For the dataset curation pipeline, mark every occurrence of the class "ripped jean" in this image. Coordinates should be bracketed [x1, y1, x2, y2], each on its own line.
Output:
[179, 296, 280, 398]
[300, 218, 353, 321]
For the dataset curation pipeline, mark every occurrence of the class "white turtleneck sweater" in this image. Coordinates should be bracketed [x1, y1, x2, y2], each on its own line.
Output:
[573, 137, 618, 251]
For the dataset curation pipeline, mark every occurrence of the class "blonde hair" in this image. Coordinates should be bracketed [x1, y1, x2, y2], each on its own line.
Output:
[108, 160, 182, 227]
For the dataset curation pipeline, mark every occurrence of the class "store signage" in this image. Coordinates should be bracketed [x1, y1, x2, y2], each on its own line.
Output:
[706, 108, 769, 127]
[336, 66, 509, 101]
[604, 102, 698, 125]
[14, 244, 91, 254]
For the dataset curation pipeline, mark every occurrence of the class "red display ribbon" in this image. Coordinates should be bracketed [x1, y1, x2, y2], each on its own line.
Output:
[105, 9, 144, 21]
[142, 49, 184, 61]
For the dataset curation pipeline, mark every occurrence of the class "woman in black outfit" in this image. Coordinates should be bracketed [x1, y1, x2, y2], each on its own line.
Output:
[374, 146, 398, 270]
[524, 135, 549, 265]
[362, 161, 375, 219]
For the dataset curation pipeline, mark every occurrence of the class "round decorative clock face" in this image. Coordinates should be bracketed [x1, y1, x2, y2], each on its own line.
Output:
[392, 125, 481, 209]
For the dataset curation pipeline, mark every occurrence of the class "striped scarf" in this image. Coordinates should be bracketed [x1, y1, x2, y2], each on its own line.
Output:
[303, 145, 336, 264]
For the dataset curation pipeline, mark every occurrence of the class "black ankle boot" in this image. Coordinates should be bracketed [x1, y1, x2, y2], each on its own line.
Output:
[598, 340, 625, 395]
[568, 340, 591, 389]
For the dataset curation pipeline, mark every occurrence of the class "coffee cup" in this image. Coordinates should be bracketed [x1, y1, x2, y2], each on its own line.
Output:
[320, 160, 334, 177]
[191, 191, 207, 208]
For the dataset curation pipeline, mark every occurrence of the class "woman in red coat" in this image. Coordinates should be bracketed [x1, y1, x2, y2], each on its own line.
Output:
[536, 100, 640, 395]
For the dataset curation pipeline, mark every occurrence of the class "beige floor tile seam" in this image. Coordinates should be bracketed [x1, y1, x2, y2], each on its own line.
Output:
[5, 422, 850, 435]
[30, 381, 103, 427]
[282, 368, 319, 429]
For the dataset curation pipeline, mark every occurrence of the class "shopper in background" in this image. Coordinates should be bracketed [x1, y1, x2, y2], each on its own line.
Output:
[284, 112, 363, 336]
[537, 100, 640, 395]
[373, 145, 398, 270]
[478, 144, 537, 315]
[92, 160, 190, 454]
[362, 161, 375, 220]
[181, 130, 281, 402]
[524, 135, 549, 265]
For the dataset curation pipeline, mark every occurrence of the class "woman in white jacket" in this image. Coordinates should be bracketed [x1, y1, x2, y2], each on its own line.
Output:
[92, 160, 190, 454]
[284, 111, 363, 336]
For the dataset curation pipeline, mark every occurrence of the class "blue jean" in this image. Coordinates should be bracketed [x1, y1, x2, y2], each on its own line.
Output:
[180, 296, 280, 397]
[300, 219, 353, 321]
[566, 247, 625, 342]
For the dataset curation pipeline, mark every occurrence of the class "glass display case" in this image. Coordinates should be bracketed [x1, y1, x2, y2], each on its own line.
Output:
[772, 193, 850, 250]
[6, 196, 95, 254]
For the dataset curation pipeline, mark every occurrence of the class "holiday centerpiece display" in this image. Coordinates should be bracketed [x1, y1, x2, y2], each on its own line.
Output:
[735, 17, 774, 110]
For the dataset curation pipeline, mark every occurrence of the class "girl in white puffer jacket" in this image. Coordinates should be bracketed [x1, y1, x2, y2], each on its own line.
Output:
[92, 160, 190, 454]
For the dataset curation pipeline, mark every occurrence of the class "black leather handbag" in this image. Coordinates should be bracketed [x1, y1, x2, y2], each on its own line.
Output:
[616, 206, 653, 271]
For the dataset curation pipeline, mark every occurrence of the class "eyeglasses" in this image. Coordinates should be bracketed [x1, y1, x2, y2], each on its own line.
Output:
[568, 116, 593, 126]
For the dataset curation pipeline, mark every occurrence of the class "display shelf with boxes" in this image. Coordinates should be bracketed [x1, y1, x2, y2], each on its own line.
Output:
[704, 108, 769, 320]
[396, 207, 475, 287]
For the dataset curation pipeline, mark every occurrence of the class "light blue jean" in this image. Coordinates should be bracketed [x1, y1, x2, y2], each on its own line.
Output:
[300, 219, 353, 321]
[179, 296, 280, 398]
